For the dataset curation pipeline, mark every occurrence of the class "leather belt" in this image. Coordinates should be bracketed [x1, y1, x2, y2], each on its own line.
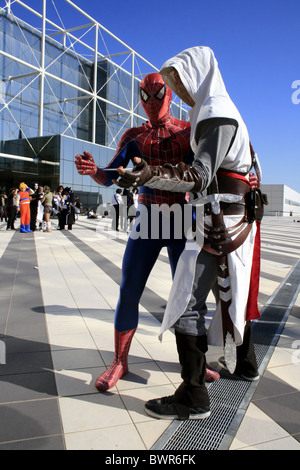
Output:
[202, 173, 252, 256]
[204, 202, 245, 216]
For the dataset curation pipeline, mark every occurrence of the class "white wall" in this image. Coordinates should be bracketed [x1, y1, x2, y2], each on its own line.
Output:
[284, 185, 300, 217]
[261, 184, 300, 216]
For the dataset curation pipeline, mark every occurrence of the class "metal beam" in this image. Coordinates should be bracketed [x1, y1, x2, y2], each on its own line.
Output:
[130, 52, 135, 127]
[48, 22, 94, 37]
[38, 0, 46, 137]
[0, 152, 37, 163]
[0, 50, 144, 120]
[64, 0, 159, 70]
[92, 23, 98, 143]
[4, 72, 40, 82]
[13, 0, 158, 71]
[0, 152, 60, 166]
[15, 0, 100, 57]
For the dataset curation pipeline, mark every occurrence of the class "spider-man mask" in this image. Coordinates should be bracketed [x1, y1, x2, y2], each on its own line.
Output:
[140, 73, 172, 126]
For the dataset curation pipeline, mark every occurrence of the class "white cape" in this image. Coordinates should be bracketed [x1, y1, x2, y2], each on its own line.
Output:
[159, 216, 256, 347]
[159, 46, 255, 346]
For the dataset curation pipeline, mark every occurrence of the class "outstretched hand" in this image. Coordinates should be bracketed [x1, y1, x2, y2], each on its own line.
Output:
[112, 157, 152, 188]
[75, 151, 97, 176]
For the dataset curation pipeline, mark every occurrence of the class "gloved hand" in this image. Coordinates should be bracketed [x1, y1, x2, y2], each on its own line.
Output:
[248, 172, 259, 188]
[75, 151, 97, 176]
[115, 157, 153, 188]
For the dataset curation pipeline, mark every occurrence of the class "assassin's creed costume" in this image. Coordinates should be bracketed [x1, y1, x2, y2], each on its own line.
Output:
[117, 47, 266, 420]
[75, 73, 221, 393]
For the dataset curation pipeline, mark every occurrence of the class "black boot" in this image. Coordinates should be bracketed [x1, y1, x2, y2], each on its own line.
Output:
[145, 331, 211, 420]
[235, 321, 259, 380]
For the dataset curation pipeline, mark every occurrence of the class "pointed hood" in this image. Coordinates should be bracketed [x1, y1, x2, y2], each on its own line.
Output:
[160, 46, 245, 153]
[160, 46, 251, 174]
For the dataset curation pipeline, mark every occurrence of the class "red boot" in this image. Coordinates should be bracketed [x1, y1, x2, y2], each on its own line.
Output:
[95, 328, 136, 392]
[205, 364, 220, 382]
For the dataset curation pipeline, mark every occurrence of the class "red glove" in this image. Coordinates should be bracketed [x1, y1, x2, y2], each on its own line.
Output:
[249, 172, 259, 188]
[75, 151, 97, 176]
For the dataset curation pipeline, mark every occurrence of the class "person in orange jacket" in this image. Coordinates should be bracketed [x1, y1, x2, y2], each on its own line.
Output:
[18, 182, 34, 233]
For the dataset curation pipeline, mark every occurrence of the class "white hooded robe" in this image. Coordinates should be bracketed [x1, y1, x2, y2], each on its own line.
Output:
[158, 46, 257, 347]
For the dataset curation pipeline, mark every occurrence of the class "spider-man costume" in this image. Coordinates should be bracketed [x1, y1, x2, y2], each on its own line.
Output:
[75, 73, 219, 391]
[77, 73, 191, 206]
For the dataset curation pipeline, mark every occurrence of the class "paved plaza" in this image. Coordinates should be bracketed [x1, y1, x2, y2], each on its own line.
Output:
[0, 215, 300, 450]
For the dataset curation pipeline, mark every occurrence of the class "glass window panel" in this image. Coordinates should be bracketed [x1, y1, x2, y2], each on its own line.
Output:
[63, 137, 74, 161]
[63, 159, 74, 183]
[73, 169, 83, 185]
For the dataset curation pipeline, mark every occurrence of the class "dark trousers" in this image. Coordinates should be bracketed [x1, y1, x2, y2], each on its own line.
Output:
[30, 205, 38, 231]
[174, 331, 210, 411]
[111, 204, 120, 231]
[6, 206, 17, 229]
[59, 209, 74, 230]
[236, 321, 258, 376]
[0, 206, 7, 222]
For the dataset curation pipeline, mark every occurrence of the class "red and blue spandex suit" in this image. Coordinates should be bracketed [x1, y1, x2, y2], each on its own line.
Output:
[75, 73, 197, 391]
[76, 73, 192, 331]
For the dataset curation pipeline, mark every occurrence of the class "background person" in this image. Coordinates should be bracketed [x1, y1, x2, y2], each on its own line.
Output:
[59, 187, 76, 230]
[18, 183, 34, 233]
[0, 191, 7, 222]
[111, 188, 123, 231]
[30, 183, 44, 232]
[6, 188, 18, 231]
[43, 186, 53, 232]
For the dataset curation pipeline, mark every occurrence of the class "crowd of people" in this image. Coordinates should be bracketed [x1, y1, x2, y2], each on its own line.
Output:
[1, 183, 139, 234]
[0, 183, 81, 233]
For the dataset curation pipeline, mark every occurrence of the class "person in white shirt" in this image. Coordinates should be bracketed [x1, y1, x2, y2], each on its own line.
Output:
[111, 188, 123, 231]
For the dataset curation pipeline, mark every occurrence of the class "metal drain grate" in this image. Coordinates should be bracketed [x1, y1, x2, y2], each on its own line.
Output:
[152, 260, 300, 450]
[154, 343, 269, 451]
[162, 380, 251, 450]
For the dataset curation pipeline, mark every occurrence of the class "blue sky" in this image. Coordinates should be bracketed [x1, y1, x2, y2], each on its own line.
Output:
[2, 0, 300, 190]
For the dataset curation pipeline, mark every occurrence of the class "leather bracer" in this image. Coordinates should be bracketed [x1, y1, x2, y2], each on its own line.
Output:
[145, 162, 203, 193]
[117, 159, 203, 192]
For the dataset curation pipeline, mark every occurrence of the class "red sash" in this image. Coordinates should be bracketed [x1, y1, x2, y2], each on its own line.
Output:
[246, 222, 261, 320]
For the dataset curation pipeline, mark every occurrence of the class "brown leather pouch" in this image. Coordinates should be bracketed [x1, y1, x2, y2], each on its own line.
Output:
[245, 187, 268, 223]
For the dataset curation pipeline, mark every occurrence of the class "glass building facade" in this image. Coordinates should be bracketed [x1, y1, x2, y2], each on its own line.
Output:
[0, 2, 188, 208]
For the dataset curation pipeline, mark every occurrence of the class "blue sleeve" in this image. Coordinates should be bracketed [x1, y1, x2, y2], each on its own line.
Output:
[103, 140, 143, 186]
